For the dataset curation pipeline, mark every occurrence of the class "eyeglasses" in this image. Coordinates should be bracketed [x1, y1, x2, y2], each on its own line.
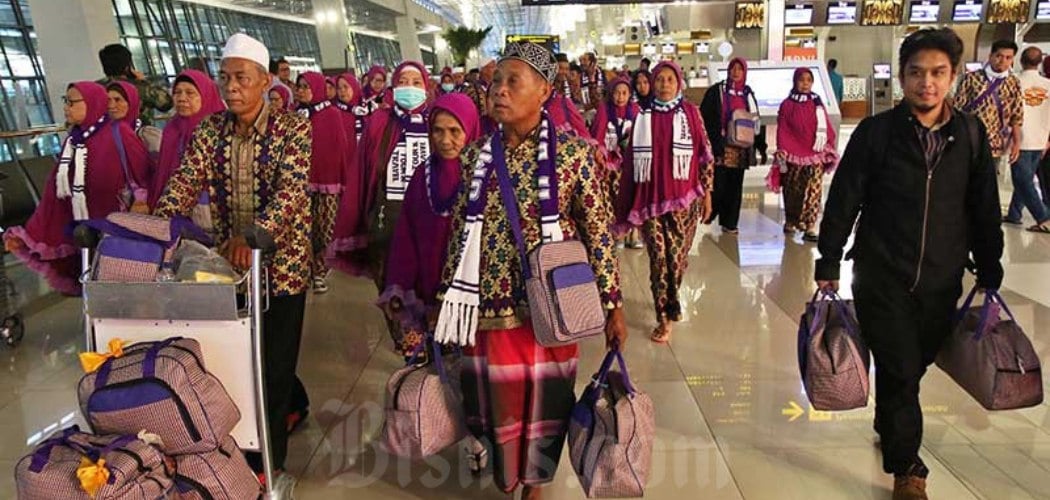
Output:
[62, 97, 84, 105]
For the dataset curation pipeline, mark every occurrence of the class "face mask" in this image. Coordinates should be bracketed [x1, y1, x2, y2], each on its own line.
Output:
[441, 83, 455, 92]
[393, 86, 427, 110]
[654, 97, 675, 107]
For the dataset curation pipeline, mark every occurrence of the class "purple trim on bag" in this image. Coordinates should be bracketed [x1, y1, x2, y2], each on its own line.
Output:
[87, 382, 172, 412]
[28, 426, 81, 473]
[572, 347, 637, 429]
[29, 428, 137, 474]
[956, 287, 1017, 341]
[551, 263, 596, 289]
[144, 338, 181, 378]
[98, 237, 163, 263]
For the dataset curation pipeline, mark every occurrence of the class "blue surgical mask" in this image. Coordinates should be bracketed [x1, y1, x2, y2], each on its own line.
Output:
[441, 83, 455, 92]
[393, 86, 427, 110]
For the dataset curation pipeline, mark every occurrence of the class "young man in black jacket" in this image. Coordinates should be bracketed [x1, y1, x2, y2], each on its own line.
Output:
[815, 28, 1004, 500]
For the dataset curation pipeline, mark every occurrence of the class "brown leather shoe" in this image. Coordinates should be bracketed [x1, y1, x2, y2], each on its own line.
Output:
[893, 474, 928, 500]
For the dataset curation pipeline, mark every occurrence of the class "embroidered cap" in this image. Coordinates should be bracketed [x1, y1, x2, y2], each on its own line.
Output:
[500, 42, 557, 84]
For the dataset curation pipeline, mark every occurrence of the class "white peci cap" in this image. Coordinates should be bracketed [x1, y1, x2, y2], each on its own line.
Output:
[222, 33, 270, 69]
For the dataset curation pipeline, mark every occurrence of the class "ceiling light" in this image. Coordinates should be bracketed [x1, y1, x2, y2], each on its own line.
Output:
[314, 11, 326, 24]
[326, 9, 339, 24]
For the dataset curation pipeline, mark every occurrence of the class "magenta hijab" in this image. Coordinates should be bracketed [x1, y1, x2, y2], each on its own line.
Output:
[269, 84, 294, 111]
[106, 81, 141, 128]
[297, 71, 349, 193]
[149, 69, 224, 208]
[336, 72, 363, 106]
[590, 77, 639, 157]
[362, 65, 388, 99]
[391, 61, 432, 110]
[430, 92, 480, 145]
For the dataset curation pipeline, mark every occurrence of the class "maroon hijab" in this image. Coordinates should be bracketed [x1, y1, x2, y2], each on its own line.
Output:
[590, 77, 639, 156]
[775, 67, 838, 168]
[269, 84, 294, 111]
[149, 70, 224, 208]
[722, 57, 750, 129]
[106, 81, 141, 129]
[298, 71, 349, 193]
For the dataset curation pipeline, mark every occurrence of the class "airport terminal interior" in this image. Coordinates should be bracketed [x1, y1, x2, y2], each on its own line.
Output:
[0, 0, 1049, 498]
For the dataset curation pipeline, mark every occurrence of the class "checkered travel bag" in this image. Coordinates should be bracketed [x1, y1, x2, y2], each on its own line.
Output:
[380, 340, 466, 459]
[78, 337, 240, 455]
[15, 426, 172, 500]
[82, 213, 210, 282]
[798, 289, 870, 411]
[172, 435, 261, 499]
[569, 348, 655, 498]
[937, 288, 1043, 410]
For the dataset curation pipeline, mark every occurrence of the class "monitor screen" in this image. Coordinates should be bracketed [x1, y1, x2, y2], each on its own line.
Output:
[909, 0, 940, 22]
[965, 61, 983, 72]
[827, 1, 859, 22]
[716, 65, 832, 109]
[1038, 0, 1050, 19]
[952, 0, 983, 21]
[735, 2, 766, 29]
[873, 63, 892, 79]
[661, 43, 676, 54]
[785, 4, 815, 24]
[694, 42, 710, 54]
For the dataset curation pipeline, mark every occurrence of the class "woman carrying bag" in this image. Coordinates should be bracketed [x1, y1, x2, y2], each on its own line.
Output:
[769, 67, 839, 242]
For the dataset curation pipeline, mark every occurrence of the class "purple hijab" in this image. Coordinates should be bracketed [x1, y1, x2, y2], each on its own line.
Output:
[379, 93, 481, 322]
[149, 69, 225, 208]
[298, 71, 349, 193]
[4, 81, 151, 295]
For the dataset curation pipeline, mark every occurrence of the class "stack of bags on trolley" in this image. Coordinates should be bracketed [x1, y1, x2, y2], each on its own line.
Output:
[16, 336, 260, 499]
[799, 286, 1043, 413]
[15, 214, 259, 498]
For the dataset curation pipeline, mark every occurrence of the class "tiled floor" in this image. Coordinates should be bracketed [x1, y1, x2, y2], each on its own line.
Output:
[3, 127, 1050, 498]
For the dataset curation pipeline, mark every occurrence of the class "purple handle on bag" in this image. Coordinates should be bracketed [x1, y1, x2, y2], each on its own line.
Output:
[591, 347, 638, 396]
[94, 337, 182, 390]
[807, 289, 861, 340]
[29, 427, 137, 478]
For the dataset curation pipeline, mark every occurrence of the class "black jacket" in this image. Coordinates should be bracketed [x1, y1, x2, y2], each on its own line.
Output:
[815, 104, 1004, 292]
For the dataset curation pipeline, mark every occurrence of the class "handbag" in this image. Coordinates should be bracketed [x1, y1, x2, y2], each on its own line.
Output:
[379, 338, 466, 459]
[367, 124, 404, 255]
[494, 154, 606, 347]
[797, 289, 870, 411]
[568, 347, 655, 498]
[726, 108, 756, 149]
[936, 287, 1043, 410]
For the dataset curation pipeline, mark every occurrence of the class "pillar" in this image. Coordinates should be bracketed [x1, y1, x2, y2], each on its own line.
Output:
[766, 0, 786, 61]
[312, 0, 351, 71]
[27, 0, 120, 125]
[396, 13, 422, 63]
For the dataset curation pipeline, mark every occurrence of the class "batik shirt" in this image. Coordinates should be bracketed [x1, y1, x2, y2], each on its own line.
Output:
[955, 71, 1023, 158]
[155, 105, 313, 296]
[440, 129, 623, 331]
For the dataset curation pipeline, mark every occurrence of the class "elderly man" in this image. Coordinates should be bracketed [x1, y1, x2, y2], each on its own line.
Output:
[436, 41, 626, 499]
[153, 33, 311, 490]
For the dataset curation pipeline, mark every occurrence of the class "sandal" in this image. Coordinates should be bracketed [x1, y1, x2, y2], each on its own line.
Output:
[465, 439, 489, 476]
[803, 232, 819, 242]
[650, 323, 672, 344]
[1027, 224, 1050, 234]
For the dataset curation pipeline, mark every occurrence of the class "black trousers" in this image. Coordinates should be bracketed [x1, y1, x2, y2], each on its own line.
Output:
[1038, 154, 1050, 208]
[711, 166, 745, 230]
[852, 271, 961, 475]
[246, 293, 307, 472]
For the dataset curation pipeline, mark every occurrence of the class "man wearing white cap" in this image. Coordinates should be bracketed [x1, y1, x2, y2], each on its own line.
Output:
[154, 32, 311, 490]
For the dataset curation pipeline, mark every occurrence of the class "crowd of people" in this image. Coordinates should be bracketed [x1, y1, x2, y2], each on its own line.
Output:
[2, 24, 1039, 499]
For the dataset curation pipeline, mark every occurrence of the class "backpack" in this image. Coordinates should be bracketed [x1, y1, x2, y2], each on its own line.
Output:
[78, 337, 240, 455]
[15, 426, 172, 500]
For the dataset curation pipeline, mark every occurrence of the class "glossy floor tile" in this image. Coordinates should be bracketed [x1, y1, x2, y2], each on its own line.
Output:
[3, 132, 1050, 497]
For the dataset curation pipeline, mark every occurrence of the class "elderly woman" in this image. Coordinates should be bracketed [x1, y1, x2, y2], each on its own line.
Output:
[358, 65, 391, 117]
[148, 70, 225, 211]
[268, 85, 295, 111]
[623, 61, 715, 344]
[770, 67, 839, 242]
[328, 61, 432, 286]
[106, 81, 162, 154]
[378, 93, 480, 360]
[4, 82, 150, 294]
[700, 57, 759, 234]
[590, 76, 640, 244]
[296, 71, 349, 294]
[436, 42, 626, 499]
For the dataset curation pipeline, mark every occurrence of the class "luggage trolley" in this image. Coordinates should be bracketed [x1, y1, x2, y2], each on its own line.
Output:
[76, 226, 281, 498]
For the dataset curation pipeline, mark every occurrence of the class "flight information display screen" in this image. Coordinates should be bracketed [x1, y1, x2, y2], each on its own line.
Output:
[952, 0, 984, 21]
[716, 65, 832, 109]
[909, 0, 940, 22]
[827, 1, 859, 23]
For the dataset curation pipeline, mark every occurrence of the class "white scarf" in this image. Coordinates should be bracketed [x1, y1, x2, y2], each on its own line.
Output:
[605, 112, 634, 154]
[631, 95, 693, 182]
[297, 100, 332, 119]
[56, 116, 105, 221]
[436, 117, 560, 347]
[385, 106, 430, 201]
[985, 64, 1010, 81]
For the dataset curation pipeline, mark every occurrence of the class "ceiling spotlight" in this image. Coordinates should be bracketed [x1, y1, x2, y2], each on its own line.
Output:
[326, 10, 339, 23]
[315, 11, 326, 24]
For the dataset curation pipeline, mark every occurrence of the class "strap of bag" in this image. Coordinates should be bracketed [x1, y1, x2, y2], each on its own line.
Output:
[490, 132, 551, 282]
[807, 289, 861, 340]
[963, 76, 1005, 114]
[76, 216, 211, 249]
[29, 428, 138, 473]
[404, 333, 450, 384]
[110, 122, 139, 193]
[94, 337, 182, 389]
[28, 426, 81, 472]
[590, 346, 638, 396]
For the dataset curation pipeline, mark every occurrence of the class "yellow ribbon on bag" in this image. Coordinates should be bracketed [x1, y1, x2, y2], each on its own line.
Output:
[78, 338, 125, 374]
[76, 457, 110, 498]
